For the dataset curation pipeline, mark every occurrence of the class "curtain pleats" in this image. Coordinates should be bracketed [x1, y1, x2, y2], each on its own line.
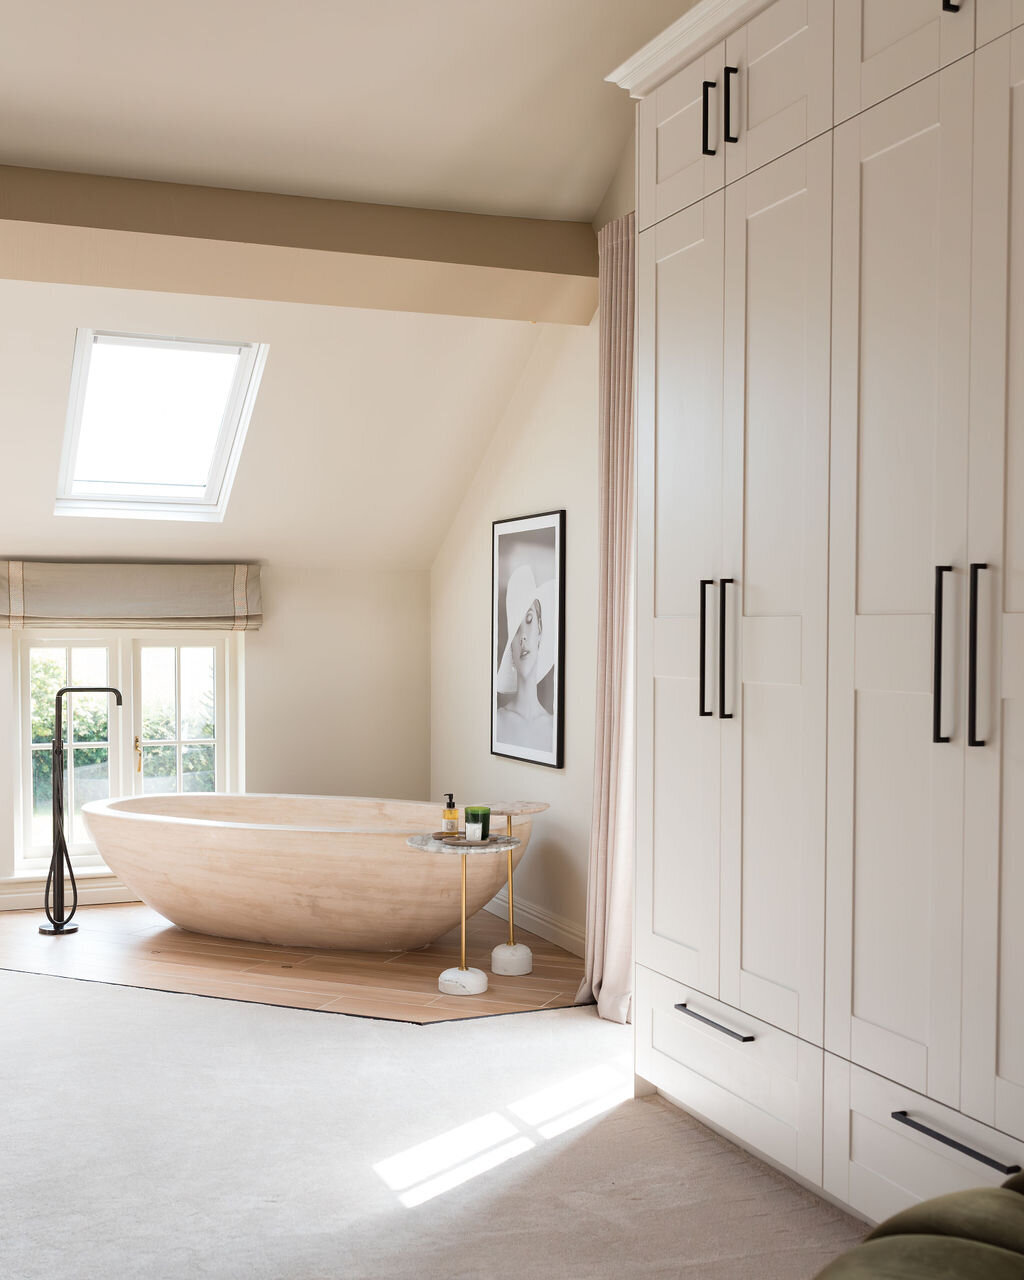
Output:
[0, 561, 262, 630]
[576, 212, 636, 1024]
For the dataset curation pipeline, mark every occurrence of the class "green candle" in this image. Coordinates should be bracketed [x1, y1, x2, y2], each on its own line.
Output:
[464, 806, 490, 840]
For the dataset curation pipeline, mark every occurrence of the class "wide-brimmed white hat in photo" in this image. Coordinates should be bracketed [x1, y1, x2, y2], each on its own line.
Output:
[496, 564, 557, 694]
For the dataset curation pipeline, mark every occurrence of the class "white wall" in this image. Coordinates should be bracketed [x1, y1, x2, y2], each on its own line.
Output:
[593, 130, 637, 232]
[245, 564, 430, 800]
[430, 321, 599, 954]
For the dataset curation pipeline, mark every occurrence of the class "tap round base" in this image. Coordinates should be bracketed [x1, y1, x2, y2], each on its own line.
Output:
[39, 923, 78, 935]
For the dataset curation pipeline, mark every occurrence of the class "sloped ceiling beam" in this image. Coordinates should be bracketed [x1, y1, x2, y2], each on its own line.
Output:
[0, 165, 598, 325]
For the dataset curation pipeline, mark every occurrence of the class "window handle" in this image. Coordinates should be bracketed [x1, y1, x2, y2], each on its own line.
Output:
[134, 735, 142, 773]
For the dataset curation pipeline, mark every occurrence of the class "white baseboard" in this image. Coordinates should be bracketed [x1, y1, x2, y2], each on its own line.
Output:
[0, 873, 139, 912]
[485, 891, 585, 958]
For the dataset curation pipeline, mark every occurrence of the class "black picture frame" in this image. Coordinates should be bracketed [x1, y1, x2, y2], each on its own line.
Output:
[491, 509, 566, 768]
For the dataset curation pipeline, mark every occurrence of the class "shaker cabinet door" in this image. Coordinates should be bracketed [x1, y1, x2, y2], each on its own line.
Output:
[717, 137, 832, 1046]
[976, 0, 1024, 47]
[834, 0, 975, 124]
[636, 198, 725, 994]
[825, 64, 974, 1107]
[961, 30, 1024, 1142]
[638, 43, 726, 230]
[723, 0, 834, 183]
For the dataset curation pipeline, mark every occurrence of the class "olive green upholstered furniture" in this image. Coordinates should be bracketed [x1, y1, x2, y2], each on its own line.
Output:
[815, 1176, 1024, 1278]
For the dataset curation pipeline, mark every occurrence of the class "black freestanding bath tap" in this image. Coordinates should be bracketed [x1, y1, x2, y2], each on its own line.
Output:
[41, 686, 123, 936]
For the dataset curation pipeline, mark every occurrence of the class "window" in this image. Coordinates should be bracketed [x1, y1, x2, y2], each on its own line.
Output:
[56, 331, 268, 522]
[17, 633, 242, 874]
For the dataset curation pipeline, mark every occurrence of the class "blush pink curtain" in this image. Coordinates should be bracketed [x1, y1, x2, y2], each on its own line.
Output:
[577, 212, 636, 1023]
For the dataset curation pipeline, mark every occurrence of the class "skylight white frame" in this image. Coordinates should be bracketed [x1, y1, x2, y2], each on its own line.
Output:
[55, 329, 269, 522]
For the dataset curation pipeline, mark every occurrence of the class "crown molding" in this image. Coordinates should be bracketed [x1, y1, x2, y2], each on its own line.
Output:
[607, 0, 774, 98]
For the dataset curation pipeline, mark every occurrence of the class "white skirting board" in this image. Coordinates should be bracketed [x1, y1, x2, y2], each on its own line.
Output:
[484, 890, 585, 958]
[0, 873, 139, 912]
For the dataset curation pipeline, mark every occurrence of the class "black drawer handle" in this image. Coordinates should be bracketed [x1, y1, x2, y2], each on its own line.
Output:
[724, 66, 739, 143]
[699, 579, 714, 716]
[943, 1, 961, 11]
[968, 562, 988, 747]
[675, 1002, 754, 1043]
[702, 80, 717, 156]
[718, 578, 733, 719]
[891, 1111, 1021, 1175]
[933, 565, 952, 744]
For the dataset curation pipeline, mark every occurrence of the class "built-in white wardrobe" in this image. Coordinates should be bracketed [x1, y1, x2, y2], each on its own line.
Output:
[617, 0, 1024, 1224]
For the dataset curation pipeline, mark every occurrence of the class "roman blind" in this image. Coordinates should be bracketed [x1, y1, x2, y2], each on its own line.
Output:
[0, 562, 261, 630]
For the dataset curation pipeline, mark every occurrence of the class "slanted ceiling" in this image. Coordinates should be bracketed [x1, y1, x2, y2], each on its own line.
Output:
[0, 279, 544, 571]
[0, 0, 695, 221]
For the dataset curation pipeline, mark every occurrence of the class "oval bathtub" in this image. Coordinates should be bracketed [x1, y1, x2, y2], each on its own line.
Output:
[82, 794, 532, 952]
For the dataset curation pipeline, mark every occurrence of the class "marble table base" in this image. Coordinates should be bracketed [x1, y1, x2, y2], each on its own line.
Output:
[438, 966, 489, 996]
[491, 942, 533, 975]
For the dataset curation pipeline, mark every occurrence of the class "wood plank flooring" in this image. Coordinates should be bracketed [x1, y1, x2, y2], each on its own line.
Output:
[0, 903, 586, 1023]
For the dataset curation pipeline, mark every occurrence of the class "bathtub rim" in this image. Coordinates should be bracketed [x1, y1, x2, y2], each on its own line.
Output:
[81, 793, 527, 839]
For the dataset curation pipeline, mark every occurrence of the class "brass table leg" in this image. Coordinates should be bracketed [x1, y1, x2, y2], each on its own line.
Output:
[460, 851, 467, 971]
[439, 848, 487, 995]
[491, 815, 532, 976]
[506, 815, 515, 948]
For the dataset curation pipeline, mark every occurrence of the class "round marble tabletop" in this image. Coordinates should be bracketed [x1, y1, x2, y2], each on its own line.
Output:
[406, 834, 520, 856]
[484, 802, 550, 816]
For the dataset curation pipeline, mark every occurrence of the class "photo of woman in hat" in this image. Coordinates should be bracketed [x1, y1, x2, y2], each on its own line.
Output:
[492, 510, 565, 767]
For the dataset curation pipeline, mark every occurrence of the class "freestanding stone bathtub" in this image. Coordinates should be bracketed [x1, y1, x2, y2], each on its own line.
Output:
[82, 794, 532, 952]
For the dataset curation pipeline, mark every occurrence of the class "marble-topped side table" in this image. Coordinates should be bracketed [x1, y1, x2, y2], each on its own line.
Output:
[486, 802, 550, 976]
[406, 833, 520, 996]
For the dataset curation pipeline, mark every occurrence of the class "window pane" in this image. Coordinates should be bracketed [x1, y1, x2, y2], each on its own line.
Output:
[142, 743, 177, 794]
[72, 338, 241, 496]
[30, 649, 66, 744]
[72, 746, 110, 839]
[182, 744, 215, 793]
[71, 647, 110, 743]
[181, 647, 216, 741]
[141, 647, 176, 740]
[32, 747, 54, 848]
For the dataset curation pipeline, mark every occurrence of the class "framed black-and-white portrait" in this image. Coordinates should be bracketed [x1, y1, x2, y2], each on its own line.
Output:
[491, 509, 565, 768]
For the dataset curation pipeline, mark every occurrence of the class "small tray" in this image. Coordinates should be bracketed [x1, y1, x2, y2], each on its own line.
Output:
[432, 830, 462, 842]
[441, 834, 516, 849]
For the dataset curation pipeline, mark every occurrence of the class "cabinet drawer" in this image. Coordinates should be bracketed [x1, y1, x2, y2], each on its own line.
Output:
[635, 964, 823, 1184]
[823, 1056, 1024, 1225]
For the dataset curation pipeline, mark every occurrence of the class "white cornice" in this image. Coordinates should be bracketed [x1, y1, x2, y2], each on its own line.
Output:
[607, 0, 774, 98]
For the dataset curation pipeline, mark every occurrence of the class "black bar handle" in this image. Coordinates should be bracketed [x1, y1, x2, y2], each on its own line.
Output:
[702, 80, 717, 156]
[675, 1002, 754, 1042]
[942, 1, 961, 11]
[699, 579, 714, 717]
[891, 1111, 1020, 1175]
[724, 66, 739, 143]
[968, 563, 988, 747]
[933, 566, 952, 744]
[719, 578, 733, 719]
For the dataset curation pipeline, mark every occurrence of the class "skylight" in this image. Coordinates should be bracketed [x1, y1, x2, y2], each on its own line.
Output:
[56, 331, 268, 521]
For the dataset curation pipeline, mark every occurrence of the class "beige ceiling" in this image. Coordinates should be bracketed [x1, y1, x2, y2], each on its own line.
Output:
[0, 279, 543, 570]
[0, 0, 691, 221]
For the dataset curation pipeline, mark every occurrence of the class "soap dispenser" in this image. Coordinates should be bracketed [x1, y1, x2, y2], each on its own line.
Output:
[442, 793, 459, 834]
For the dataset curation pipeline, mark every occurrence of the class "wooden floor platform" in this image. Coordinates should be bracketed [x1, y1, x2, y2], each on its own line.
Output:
[0, 903, 586, 1023]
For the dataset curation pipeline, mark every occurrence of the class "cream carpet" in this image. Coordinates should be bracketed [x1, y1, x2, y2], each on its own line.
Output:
[1, 970, 864, 1279]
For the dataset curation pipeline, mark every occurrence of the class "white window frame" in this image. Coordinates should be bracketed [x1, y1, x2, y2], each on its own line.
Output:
[13, 631, 244, 876]
[55, 330, 269, 523]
